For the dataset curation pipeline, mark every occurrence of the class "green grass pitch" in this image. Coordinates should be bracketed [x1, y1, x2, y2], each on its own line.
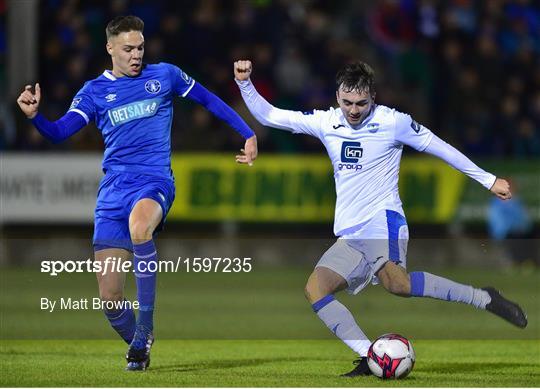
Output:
[1, 266, 539, 386]
[1, 340, 538, 386]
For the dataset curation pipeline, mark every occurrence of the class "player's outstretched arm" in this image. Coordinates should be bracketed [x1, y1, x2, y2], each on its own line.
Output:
[394, 113, 509, 199]
[234, 59, 290, 129]
[423, 135, 511, 199]
[234, 60, 323, 138]
[16, 83, 87, 143]
[185, 81, 257, 165]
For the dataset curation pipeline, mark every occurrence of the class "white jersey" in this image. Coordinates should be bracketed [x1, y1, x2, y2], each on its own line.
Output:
[236, 79, 496, 236]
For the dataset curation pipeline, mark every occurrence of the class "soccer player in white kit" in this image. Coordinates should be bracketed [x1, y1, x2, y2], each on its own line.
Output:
[233, 60, 528, 377]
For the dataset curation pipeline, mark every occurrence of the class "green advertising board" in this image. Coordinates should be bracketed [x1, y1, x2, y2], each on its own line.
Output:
[455, 160, 540, 223]
[169, 154, 540, 223]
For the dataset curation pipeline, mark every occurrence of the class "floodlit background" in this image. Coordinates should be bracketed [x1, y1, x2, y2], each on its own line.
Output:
[1, 0, 539, 342]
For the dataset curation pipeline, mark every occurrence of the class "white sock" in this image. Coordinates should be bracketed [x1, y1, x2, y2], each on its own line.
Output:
[410, 271, 491, 309]
[313, 295, 371, 356]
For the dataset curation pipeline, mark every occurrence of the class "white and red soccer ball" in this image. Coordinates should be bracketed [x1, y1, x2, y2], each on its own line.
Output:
[367, 333, 415, 379]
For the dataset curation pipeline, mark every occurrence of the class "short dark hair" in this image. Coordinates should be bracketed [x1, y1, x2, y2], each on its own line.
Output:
[335, 61, 375, 96]
[106, 15, 144, 40]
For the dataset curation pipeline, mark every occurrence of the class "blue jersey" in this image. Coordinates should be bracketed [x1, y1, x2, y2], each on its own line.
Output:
[68, 63, 194, 177]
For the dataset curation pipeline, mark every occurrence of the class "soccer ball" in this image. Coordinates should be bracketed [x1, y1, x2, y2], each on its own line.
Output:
[367, 333, 415, 379]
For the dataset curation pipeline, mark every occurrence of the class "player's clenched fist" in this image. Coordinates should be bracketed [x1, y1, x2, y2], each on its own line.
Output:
[17, 83, 41, 119]
[234, 60, 252, 81]
[490, 177, 512, 200]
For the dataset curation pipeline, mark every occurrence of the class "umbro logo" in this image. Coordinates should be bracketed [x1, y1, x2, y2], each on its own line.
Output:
[105, 93, 117, 102]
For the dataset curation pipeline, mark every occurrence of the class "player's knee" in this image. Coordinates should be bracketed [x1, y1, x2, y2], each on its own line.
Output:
[304, 272, 325, 304]
[304, 269, 340, 304]
[129, 219, 153, 241]
[304, 277, 316, 303]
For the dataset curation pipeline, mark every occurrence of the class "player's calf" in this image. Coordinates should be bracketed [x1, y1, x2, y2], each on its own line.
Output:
[104, 302, 136, 344]
[101, 290, 135, 344]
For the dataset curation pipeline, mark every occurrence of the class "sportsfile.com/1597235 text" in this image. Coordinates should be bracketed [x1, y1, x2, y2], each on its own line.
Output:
[40, 256, 253, 276]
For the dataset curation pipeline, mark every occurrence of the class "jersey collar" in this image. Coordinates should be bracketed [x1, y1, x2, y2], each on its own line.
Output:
[103, 64, 148, 81]
[103, 70, 117, 81]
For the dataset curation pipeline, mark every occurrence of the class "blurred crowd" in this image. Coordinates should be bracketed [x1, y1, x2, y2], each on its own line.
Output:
[7, 0, 540, 157]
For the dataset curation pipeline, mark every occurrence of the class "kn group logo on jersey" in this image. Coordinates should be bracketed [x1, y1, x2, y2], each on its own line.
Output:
[339, 141, 363, 171]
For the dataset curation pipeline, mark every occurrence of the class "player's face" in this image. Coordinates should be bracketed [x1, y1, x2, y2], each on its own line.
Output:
[336, 86, 374, 126]
[107, 31, 145, 77]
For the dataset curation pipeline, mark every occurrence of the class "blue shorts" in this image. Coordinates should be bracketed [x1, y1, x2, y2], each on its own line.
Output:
[93, 171, 175, 252]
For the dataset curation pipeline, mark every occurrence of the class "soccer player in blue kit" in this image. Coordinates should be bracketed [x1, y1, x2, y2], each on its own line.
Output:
[234, 60, 527, 377]
[16, 16, 257, 371]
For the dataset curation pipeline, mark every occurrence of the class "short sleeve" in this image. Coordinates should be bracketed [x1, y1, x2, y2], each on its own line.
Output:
[166, 63, 196, 98]
[67, 82, 96, 124]
[393, 110, 433, 151]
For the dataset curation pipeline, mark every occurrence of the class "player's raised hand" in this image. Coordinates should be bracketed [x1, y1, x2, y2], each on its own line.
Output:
[490, 177, 512, 200]
[234, 60, 252, 81]
[236, 135, 258, 166]
[16, 83, 41, 119]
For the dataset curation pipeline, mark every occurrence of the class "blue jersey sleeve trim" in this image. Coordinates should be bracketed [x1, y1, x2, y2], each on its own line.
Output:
[31, 111, 87, 143]
[68, 108, 90, 124]
[186, 82, 255, 139]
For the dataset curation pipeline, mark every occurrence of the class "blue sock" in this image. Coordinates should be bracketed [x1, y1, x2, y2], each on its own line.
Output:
[312, 295, 371, 356]
[104, 304, 136, 344]
[410, 271, 490, 309]
[133, 240, 157, 330]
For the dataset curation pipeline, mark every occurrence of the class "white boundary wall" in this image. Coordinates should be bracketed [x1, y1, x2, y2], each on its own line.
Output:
[1, 153, 102, 223]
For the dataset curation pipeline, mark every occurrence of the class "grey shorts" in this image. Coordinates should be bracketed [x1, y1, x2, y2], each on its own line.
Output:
[316, 209, 409, 295]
